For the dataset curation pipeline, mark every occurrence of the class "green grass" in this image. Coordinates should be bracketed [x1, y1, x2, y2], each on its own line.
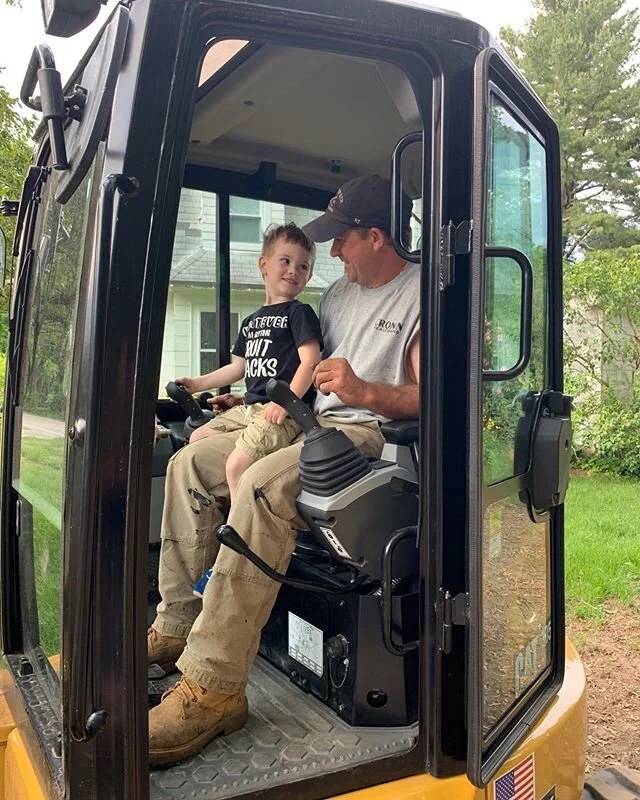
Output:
[14, 436, 65, 656]
[565, 473, 640, 619]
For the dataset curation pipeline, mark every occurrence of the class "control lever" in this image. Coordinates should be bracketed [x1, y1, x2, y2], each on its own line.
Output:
[165, 381, 214, 441]
[265, 378, 321, 435]
[217, 524, 368, 595]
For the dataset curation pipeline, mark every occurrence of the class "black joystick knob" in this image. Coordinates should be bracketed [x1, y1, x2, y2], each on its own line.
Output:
[166, 381, 214, 440]
[266, 379, 372, 496]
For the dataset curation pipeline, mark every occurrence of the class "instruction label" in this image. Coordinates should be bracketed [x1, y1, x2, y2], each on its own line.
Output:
[288, 612, 324, 677]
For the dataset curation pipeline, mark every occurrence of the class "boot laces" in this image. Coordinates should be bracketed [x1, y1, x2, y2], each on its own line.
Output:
[163, 676, 201, 708]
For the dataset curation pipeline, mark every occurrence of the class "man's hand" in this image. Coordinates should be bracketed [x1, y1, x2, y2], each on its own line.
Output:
[313, 358, 366, 406]
[207, 393, 243, 412]
[263, 402, 288, 425]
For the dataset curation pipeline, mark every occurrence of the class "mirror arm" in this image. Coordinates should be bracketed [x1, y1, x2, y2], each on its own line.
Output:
[20, 45, 69, 170]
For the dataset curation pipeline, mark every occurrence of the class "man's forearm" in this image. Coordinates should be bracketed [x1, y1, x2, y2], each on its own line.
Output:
[361, 381, 419, 419]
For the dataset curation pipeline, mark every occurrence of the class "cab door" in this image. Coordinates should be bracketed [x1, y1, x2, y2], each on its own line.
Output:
[466, 49, 569, 786]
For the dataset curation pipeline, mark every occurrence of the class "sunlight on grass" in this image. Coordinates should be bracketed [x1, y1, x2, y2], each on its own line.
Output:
[17, 435, 65, 656]
[565, 474, 640, 619]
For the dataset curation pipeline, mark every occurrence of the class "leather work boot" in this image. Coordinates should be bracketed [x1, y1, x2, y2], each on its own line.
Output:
[148, 675, 248, 767]
[147, 627, 187, 674]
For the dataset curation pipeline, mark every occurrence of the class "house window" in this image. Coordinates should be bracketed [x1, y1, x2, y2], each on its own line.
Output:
[230, 196, 262, 243]
[200, 311, 240, 373]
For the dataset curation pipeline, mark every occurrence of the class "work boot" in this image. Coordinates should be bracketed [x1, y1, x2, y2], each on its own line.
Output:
[147, 627, 187, 674]
[148, 675, 248, 767]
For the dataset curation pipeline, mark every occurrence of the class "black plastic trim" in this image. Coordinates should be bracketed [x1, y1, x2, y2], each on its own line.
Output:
[216, 192, 231, 377]
[69, 173, 138, 744]
[391, 131, 423, 263]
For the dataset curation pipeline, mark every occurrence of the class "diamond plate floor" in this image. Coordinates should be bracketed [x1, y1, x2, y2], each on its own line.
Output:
[149, 657, 418, 799]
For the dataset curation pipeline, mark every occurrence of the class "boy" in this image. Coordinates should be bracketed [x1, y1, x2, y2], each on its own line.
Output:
[174, 223, 322, 594]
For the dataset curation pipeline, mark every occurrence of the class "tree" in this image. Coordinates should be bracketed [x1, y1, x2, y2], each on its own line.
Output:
[500, 0, 640, 257]
[0, 77, 35, 350]
[564, 246, 640, 476]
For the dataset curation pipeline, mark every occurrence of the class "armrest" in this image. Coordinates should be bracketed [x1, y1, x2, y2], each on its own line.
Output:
[379, 419, 419, 446]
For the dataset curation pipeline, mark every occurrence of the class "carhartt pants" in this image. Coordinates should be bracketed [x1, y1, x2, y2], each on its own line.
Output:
[152, 418, 383, 693]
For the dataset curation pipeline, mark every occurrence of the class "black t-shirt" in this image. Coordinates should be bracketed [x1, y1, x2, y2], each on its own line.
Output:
[232, 300, 323, 405]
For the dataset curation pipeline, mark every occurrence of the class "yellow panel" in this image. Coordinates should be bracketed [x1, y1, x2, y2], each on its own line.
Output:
[0, 672, 17, 745]
[0, 669, 17, 798]
[4, 729, 48, 800]
[331, 774, 483, 799]
[331, 640, 586, 800]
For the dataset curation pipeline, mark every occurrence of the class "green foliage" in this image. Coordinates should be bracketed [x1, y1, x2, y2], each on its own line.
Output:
[564, 247, 640, 389]
[573, 390, 640, 477]
[1, 78, 35, 354]
[564, 247, 640, 475]
[0, 81, 34, 213]
[500, 0, 640, 256]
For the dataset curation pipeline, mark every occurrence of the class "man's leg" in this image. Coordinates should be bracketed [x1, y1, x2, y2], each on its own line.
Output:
[149, 420, 383, 764]
[149, 430, 240, 669]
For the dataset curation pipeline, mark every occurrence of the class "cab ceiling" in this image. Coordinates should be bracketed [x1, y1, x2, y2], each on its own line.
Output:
[188, 44, 423, 196]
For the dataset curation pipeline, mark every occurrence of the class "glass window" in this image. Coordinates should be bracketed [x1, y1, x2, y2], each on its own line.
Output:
[11, 158, 99, 715]
[483, 98, 548, 485]
[200, 310, 239, 373]
[230, 196, 261, 243]
[481, 497, 551, 733]
[481, 96, 551, 738]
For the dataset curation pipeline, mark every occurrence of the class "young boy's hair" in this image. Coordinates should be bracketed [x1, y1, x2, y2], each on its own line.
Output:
[262, 223, 316, 271]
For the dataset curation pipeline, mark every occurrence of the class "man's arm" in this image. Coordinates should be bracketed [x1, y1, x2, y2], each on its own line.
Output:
[313, 334, 420, 420]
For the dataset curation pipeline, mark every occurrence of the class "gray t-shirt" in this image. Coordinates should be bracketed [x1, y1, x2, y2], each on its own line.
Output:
[314, 263, 420, 423]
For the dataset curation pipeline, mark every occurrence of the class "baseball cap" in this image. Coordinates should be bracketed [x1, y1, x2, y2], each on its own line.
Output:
[302, 174, 413, 243]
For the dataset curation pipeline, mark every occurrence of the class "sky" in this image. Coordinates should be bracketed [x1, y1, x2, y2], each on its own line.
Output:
[0, 0, 536, 100]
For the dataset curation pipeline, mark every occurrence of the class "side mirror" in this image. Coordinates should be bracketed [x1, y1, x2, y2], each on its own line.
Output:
[40, 0, 104, 38]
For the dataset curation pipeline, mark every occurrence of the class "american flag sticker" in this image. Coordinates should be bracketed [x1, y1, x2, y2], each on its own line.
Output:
[493, 753, 535, 800]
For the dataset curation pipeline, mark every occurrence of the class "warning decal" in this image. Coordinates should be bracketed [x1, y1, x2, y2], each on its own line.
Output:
[288, 612, 324, 677]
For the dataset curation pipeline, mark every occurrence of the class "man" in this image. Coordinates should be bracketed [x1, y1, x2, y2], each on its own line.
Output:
[148, 174, 421, 766]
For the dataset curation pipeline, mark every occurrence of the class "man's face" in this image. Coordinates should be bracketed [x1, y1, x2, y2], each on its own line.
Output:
[329, 228, 373, 285]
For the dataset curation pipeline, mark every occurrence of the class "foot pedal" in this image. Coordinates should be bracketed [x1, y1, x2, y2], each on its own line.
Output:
[148, 669, 180, 707]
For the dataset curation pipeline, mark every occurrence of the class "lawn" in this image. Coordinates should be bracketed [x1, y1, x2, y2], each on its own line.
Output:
[565, 472, 640, 618]
[15, 435, 65, 656]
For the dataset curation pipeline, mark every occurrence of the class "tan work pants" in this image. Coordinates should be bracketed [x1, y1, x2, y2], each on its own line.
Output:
[152, 418, 384, 693]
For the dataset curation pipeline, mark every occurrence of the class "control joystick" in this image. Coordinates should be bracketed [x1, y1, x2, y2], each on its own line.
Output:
[165, 381, 214, 441]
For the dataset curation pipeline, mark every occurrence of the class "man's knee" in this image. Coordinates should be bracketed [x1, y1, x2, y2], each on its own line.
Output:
[168, 435, 230, 485]
[237, 444, 302, 492]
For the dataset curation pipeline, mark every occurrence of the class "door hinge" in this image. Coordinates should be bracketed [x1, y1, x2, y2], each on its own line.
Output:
[439, 219, 472, 291]
[440, 589, 469, 655]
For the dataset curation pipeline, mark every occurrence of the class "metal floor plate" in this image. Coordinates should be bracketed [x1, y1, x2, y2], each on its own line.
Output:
[149, 657, 418, 799]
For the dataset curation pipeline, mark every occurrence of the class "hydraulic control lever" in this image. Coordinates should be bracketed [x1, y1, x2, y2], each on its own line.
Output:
[265, 378, 321, 435]
[217, 524, 368, 594]
[165, 381, 214, 441]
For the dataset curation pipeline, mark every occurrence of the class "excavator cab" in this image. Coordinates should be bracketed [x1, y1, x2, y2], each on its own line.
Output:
[0, 0, 584, 798]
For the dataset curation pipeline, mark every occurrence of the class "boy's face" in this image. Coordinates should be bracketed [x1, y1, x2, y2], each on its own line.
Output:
[259, 238, 313, 300]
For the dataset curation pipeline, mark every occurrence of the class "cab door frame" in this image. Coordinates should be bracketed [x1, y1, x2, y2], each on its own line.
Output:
[134, 2, 443, 796]
[467, 47, 565, 786]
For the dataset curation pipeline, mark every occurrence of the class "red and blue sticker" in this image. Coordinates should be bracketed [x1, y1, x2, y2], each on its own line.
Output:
[493, 753, 535, 800]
